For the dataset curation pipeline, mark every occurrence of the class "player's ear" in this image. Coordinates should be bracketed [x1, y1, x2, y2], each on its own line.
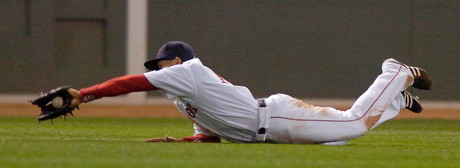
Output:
[175, 57, 183, 64]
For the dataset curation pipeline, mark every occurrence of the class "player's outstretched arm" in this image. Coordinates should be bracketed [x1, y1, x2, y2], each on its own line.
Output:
[32, 75, 157, 121]
[79, 74, 157, 103]
[65, 74, 156, 107]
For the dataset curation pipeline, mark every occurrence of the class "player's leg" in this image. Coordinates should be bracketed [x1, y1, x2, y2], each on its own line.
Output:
[265, 59, 416, 144]
[345, 58, 413, 123]
[322, 92, 405, 145]
[312, 59, 414, 135]
[338, 58, 430, 130]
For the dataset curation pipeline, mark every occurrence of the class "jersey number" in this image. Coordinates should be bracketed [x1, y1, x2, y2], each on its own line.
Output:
[186, 103, 198, 118]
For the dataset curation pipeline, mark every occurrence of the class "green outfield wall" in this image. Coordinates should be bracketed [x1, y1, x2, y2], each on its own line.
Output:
[1, 0, 458, 100]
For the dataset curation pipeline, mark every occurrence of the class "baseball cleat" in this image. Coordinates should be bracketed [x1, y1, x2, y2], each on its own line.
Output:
[384, 58, 433, 90]
[401, 91, 423, 113]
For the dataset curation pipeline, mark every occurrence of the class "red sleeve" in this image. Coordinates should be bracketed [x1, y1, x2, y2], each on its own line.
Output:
[79, 74, 157, 102]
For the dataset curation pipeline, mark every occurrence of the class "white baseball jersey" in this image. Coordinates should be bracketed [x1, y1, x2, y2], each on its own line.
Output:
[144, 58, 259, 142]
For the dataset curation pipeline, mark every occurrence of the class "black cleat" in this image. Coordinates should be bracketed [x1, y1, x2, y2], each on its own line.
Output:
[401, 91, 423, 113]
[384, 58, 433, 90]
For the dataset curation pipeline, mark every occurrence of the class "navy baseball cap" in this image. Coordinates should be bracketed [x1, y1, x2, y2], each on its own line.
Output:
[144, 41, 195, 71]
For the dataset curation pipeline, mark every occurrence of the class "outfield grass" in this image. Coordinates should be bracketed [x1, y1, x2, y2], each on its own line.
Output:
[0, 116, 459, 168]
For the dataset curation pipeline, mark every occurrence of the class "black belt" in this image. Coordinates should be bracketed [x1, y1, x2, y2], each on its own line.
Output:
[258, 99, 267, 107]
[257, 99, 267, 135]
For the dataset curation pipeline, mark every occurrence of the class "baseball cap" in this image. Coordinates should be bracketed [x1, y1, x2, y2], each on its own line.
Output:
[144, 41, 195, 70]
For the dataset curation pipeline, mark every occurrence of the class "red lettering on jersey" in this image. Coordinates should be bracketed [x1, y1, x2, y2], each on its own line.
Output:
[215, 73, 232, 84]
[186, 103, 198, 118]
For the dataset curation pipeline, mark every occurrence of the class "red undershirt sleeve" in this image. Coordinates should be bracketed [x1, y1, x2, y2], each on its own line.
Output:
[79, 74, 157, 103]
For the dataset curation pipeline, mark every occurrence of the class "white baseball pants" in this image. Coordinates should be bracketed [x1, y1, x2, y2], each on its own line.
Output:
[262, 61, 413, 144]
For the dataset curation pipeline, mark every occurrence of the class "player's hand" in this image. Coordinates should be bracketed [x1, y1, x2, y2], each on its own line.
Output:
[181, 134, 221, 143]
[144, 134, 221, 143]
[144, 136, 186, 142]
[67, 88, 81, 108]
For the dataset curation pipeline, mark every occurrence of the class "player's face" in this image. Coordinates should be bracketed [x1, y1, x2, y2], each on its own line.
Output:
[158, 57, 183, 69]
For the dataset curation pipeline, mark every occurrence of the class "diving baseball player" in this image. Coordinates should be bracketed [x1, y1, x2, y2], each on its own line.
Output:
[39, 41, 433, 144]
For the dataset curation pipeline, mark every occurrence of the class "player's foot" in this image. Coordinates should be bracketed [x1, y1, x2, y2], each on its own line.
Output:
[402, 91, 423, 113]
[384, 58, 433, 90]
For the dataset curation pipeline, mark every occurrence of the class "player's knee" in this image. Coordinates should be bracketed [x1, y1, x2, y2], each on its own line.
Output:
[360, 129, 370, 136]
[353, 126, 370, 138]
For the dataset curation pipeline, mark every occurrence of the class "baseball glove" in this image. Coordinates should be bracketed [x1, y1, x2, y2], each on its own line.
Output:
[31, 86, 79, 122]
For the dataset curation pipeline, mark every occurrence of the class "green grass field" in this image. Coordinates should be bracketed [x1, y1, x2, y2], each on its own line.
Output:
[1, 116, 459, 168]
